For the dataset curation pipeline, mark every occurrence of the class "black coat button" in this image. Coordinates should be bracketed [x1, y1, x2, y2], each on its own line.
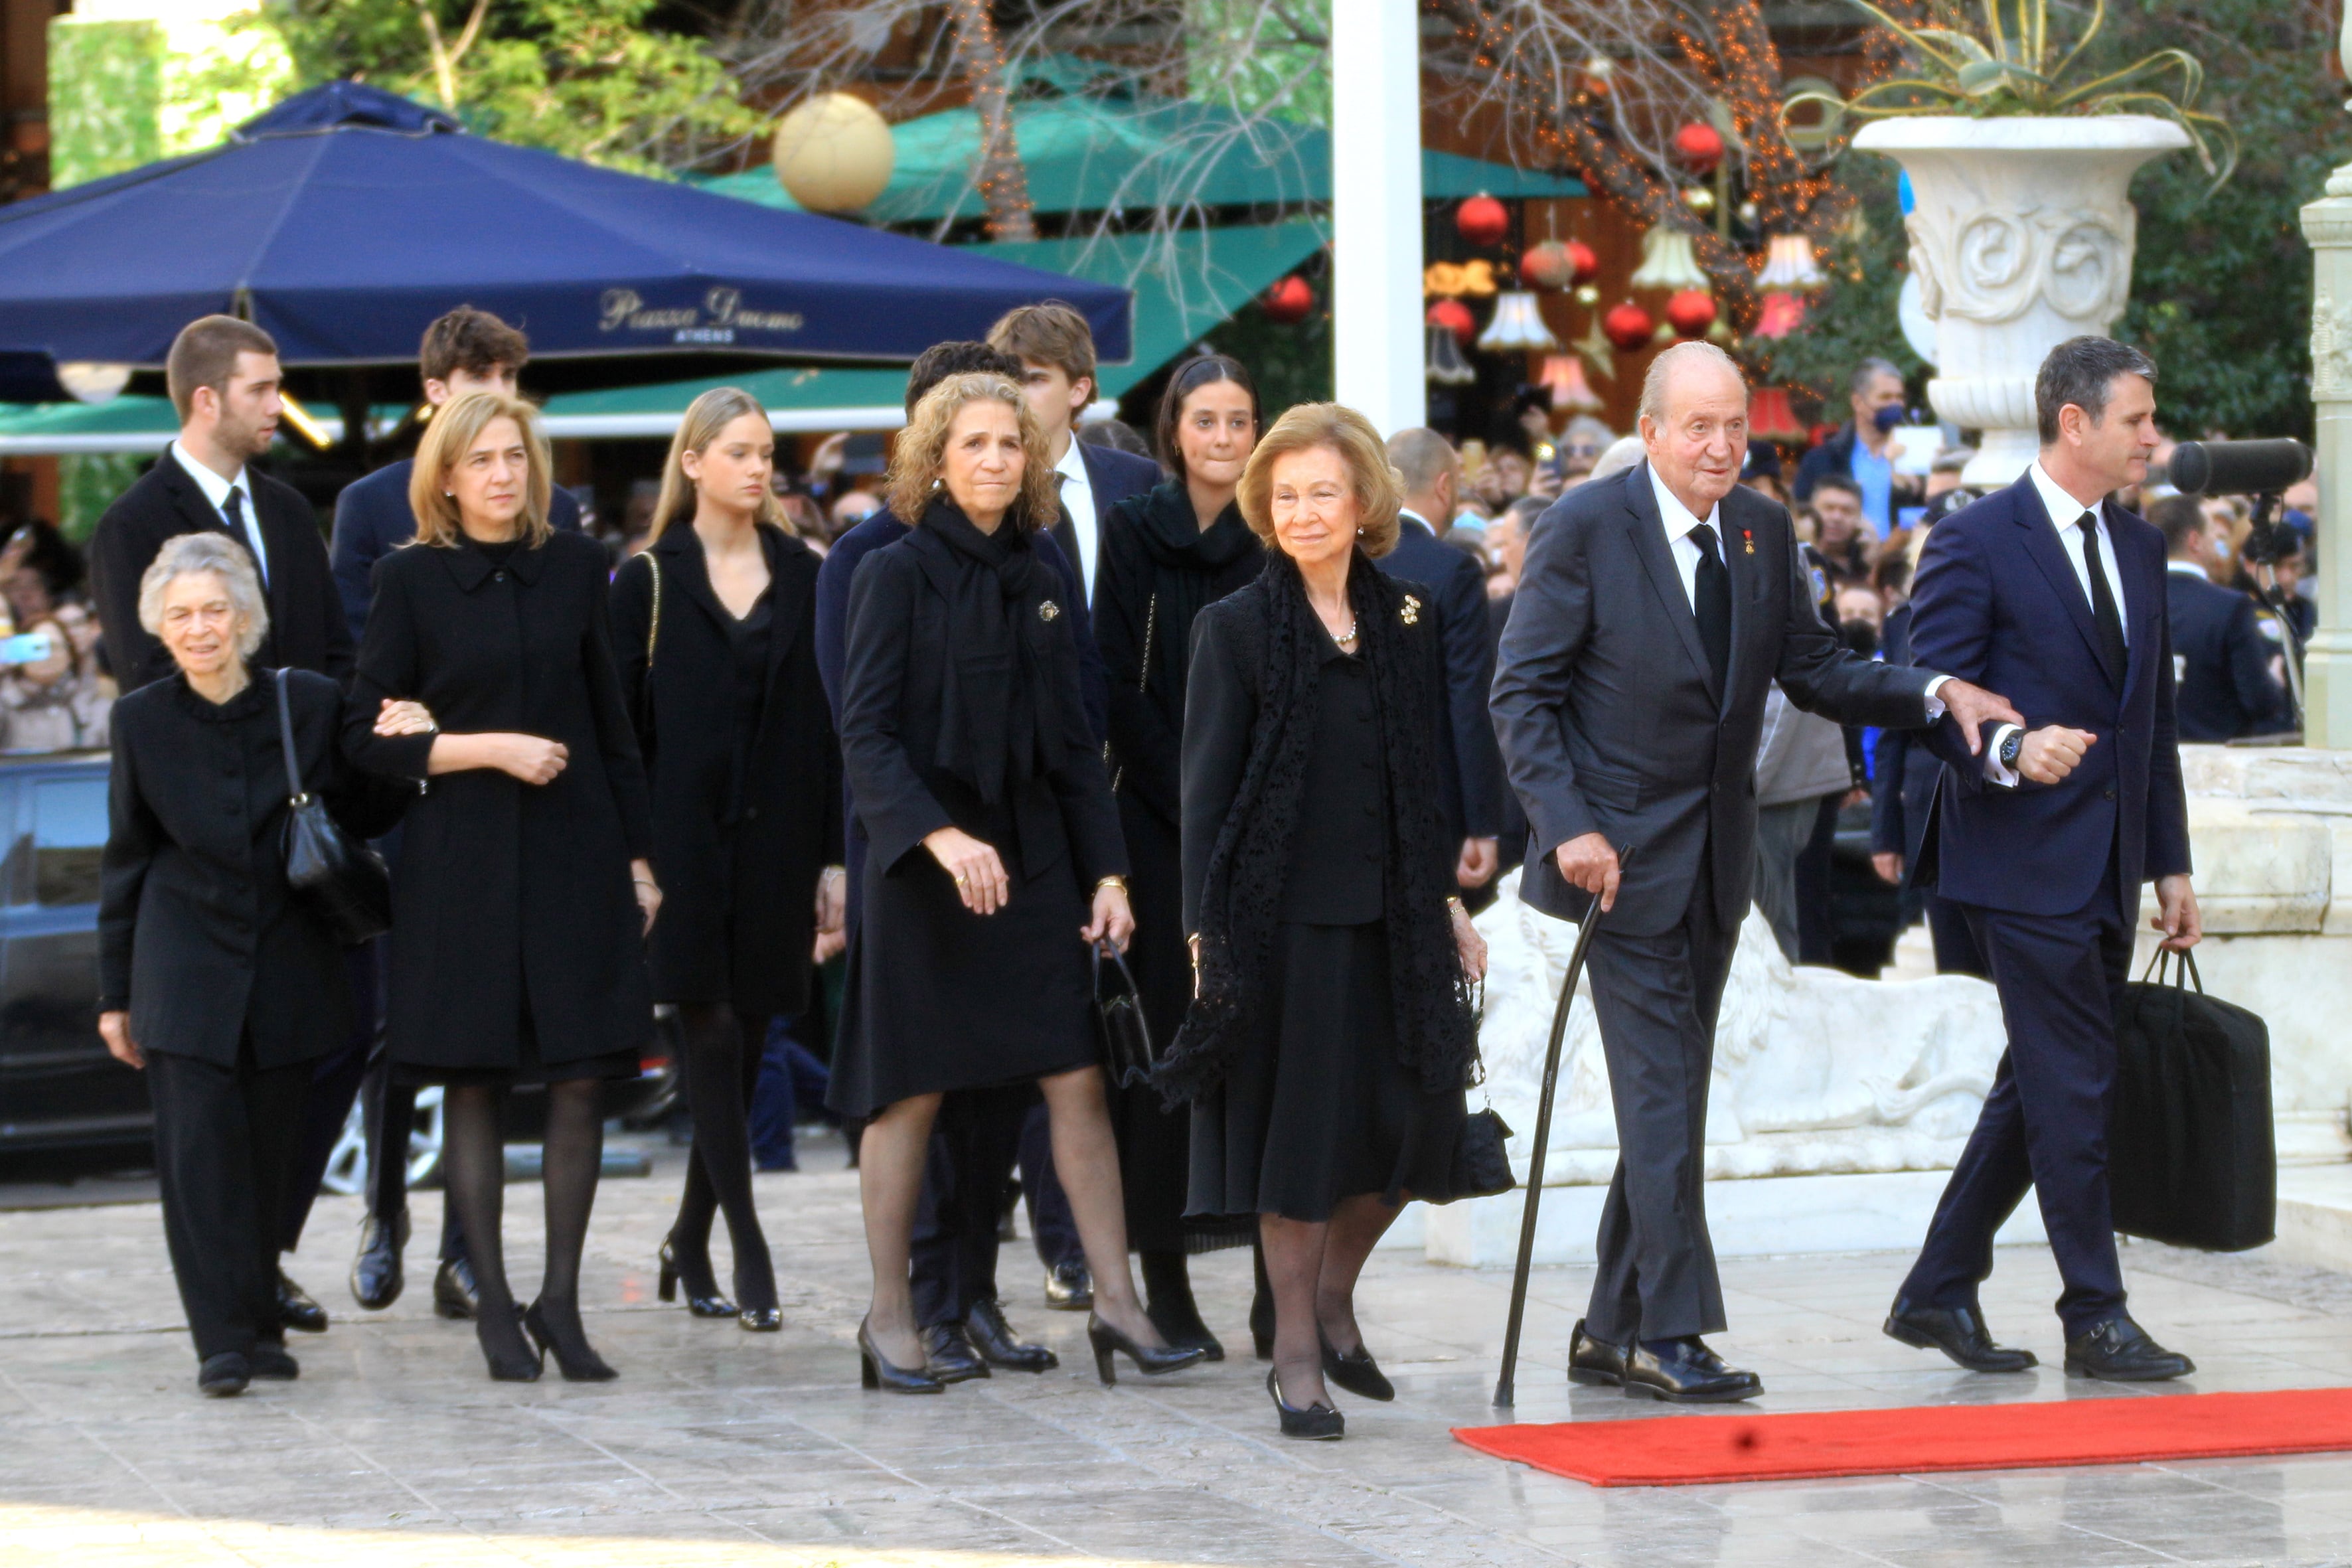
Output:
[2103, 787, 2116, 800]
[495, 570, 509, 582]
[744, 806, 759, 821]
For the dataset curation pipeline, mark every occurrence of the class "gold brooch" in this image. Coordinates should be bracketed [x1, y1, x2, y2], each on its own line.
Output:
[1401, 595, 1421, 626]
[1040, 600, 1060, 621]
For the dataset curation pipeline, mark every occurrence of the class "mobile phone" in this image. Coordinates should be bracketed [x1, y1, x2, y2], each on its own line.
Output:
[0, 631, 53, 665]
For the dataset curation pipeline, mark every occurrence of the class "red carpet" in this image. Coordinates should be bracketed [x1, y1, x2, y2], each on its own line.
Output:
[1454, 1387, 2352, 1487]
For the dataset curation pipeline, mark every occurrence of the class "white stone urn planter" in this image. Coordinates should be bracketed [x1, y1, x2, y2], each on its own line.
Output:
[1853, 116, 2188, 487]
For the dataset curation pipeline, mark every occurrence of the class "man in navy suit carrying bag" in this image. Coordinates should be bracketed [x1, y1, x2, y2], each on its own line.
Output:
[1888, 337, 2203, 1382]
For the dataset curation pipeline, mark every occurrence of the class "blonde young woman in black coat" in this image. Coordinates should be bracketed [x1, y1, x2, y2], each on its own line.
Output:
[346, 393, 659, 1384]
[611, 387, 844, 1330]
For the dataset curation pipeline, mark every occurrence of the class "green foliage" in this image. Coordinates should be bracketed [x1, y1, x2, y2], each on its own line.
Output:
[46, 20, 166, 187]
[1753, 159, 1924, 408]
[1204, 294, 1334, 421]
[250, 0, 757, 174]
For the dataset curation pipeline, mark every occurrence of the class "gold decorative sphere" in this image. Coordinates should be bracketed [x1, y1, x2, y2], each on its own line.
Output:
[772, 93, 895, 213]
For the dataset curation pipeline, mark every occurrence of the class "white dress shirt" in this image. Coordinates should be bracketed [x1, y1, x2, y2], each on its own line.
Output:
[2027, 460, 2126, 637]
[169, 439, 270, 587]
[1054, 438, 1098, 601]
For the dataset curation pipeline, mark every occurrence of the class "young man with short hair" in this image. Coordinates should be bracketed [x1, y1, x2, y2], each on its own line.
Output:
[985, 301, 1160, 604]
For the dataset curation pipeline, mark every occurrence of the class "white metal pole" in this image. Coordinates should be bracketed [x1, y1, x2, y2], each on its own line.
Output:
[1330, 0, 1425, 436]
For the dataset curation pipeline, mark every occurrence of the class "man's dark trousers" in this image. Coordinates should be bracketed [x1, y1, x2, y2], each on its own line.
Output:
[1900, 860, 2132, 1335]
[1582, 858, 1738, 1345]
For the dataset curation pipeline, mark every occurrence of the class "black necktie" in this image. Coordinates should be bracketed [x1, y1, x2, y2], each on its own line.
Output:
[2077, 509, 2125, 682]
[222, 486, 266, 586]
[1048, 473, 1082, 591]
[1688, 522, 1732, 692]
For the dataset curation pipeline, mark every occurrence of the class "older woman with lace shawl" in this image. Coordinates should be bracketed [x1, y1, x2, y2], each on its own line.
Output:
[1162, 403, 1488, 1441]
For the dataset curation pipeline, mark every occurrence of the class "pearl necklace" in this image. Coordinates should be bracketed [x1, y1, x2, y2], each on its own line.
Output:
[1332, 616, 1359, 649]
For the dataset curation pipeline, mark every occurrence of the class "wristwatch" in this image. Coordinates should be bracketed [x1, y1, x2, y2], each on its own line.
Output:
[1998, 728, 2023, 771]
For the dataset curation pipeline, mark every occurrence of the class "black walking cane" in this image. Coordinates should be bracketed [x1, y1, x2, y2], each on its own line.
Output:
[1492, 845, 1629, 1409]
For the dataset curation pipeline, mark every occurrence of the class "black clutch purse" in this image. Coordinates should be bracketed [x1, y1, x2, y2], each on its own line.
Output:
[1092, 941, 1156, 1088]
[276, 672, 392, 945]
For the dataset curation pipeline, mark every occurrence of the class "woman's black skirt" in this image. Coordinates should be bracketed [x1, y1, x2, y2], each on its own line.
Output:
[396, 1000, 637, 1089]
[1187, 919, 1466, 1222]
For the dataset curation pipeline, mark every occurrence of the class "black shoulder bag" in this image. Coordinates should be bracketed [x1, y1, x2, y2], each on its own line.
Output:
[276, 672, 393, 945]
[1093, 940, 1156, 1087]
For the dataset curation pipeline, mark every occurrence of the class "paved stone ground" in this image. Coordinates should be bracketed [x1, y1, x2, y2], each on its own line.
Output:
[11, 1133, 2352, 1567]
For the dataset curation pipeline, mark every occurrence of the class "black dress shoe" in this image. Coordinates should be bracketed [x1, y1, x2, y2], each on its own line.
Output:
[1624, 1336, 1763, 1403]
[921, 1322, 990, 1383]
[1043, 1261, 1093, 1311]
[1320, 1332, 1394, 1401]
[1087, 1312, 1207, 1384]
[1885, 1300, 2037, 1373]
[277, 1269, 328, 1334]
[858, 1318, 944, 1394]
[657, 1238, 737, 1319]
[351, 1211, 409, 1311]
[1267, 1368, 1344, 1440]
[197, 1352, 250, 1397]
[1567, 1319, 1628, 1387]
[2065, 1317, 2194, 1381]
[965, 1297, 1058, 1372]
[433, 1257, 479, 1320]
[248, 1342, 299, 1381]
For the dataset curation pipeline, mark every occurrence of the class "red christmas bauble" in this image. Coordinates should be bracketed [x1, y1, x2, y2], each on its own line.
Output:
[1455, 194, 1510, 248]
[1672, 121, 1725, 175]
[1427, 298, 1477, 345]
[1564, 239, 1601, 285]
[1261, 274, 1314, 324]
[1665, 289, 1718, 337]
[1602, 301, 1656, 353]
[1520, 242, 1575, 291]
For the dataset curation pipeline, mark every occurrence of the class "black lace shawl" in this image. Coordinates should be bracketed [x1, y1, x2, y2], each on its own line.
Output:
[1155, 551, 1476, 1103]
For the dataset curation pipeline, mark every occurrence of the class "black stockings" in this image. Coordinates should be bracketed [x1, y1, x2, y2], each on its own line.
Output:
[442, 1079, 608, 1372]
[670, 1005, 775, 1314]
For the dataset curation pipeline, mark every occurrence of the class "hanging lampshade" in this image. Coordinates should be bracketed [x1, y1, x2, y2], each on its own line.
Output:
[1478, 291, 1561, 353]
[1521, 242, 1577, 291]
[1752, 291, 1808, 339]
[1748, 386, 1806, 443]
[1261, 275, 1314, 324]
[1603, 301, 1656, 353]
[1456, 193, 1511, 248]
[1426, 298, 1477, 346]
[1629, 226, 1710, 291]
[1426, 323, 1477, 386]
[1665, 290, 1718, 338]
[1538, 354, 1605, 412]
[1672, 121, 1725, 175]
[1757, 233, 1827, 291]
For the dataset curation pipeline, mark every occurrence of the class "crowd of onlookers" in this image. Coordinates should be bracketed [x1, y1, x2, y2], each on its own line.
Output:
[0, 511, 118, 751]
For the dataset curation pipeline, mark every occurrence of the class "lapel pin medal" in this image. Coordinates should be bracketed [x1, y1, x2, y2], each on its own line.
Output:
[1741, 528, 1755, 556]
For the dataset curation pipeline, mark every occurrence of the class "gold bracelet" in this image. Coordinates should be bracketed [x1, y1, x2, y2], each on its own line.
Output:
[1095, 876, 1128, 895]
[1446, 896, 1466, 913]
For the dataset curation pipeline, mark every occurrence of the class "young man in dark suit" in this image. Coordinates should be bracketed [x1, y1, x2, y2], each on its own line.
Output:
[1492, 343, 2017, 1403]
[90, 317, 353, 692]
[1383, 428, 1504, 900]
[1890, 337, 2201, 1382]
[326, 307, 583, 1322]
[2148, 494, 2288, 742]
[986, 301, 1161, 607]
[86, 316, 361, 1336]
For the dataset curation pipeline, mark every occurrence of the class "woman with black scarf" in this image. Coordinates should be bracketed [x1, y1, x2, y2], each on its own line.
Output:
[1093, 354, 1264, 1357]
[1165, 403, 1488, 1441]
[831, 372, 1206, 1395]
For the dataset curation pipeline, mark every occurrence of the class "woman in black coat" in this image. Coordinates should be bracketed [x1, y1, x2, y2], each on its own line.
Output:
[1092, 354, 1263, 1355]
[346, 393, 658, 1384]
[98, 532, 408, 1396]
[1162, 404, 1487, 1441]
[611, 387, 843, 1330]
[831, 370, 1202, 1393]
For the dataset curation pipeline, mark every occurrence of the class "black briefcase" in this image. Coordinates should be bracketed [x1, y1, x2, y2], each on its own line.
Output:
[2107, 950, 2275, 1252]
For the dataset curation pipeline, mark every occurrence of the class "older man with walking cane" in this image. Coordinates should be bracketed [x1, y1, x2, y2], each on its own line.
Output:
[1490, 343, 2019, 1402]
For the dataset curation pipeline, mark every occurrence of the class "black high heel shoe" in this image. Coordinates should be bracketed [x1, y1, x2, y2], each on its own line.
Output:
[1267, 1368, 1344, 1440]
[734, 1254, 782, 1332]
[476, 1302, 542, 1383]
[657, 1239, 736, 1319]
[1087, 1312, 1208, 1385]
[523, 1298, 618, 1382]
[858, 1317, 944, 1394]
[1320, 1332, 1395, 1402]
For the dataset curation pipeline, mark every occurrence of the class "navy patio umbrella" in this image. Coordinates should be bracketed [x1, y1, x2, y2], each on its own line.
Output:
[0, 82, 1130, 395]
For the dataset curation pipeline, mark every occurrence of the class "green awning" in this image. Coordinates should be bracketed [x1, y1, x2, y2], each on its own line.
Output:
[700, 90, 1583, 223]
[0, 220, 1331, 449]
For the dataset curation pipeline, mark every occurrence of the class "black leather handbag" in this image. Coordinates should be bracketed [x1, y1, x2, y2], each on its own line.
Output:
[275, 672, 392, 945]
[1092, 940, 1156, 1088]
[2109, 949, 2275, 1252]
[1450, 978, 1517, 1199]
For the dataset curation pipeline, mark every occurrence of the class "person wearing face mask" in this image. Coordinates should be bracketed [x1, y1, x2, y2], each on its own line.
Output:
[1793, 357, 1924, 536]
[611, 388, 844, 1334]
[1092, 354, 1267, 1359]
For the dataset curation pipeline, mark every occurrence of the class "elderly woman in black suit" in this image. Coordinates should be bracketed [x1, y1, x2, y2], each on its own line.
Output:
[1165, 403, 1488, 1441]
[612, 386, 842, 1331]
[832, 370, 1204, 1393]
[98, 532, 409, 1396]
[1092, 354, 1264, 1356]
[347, 392, 658, 1384]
